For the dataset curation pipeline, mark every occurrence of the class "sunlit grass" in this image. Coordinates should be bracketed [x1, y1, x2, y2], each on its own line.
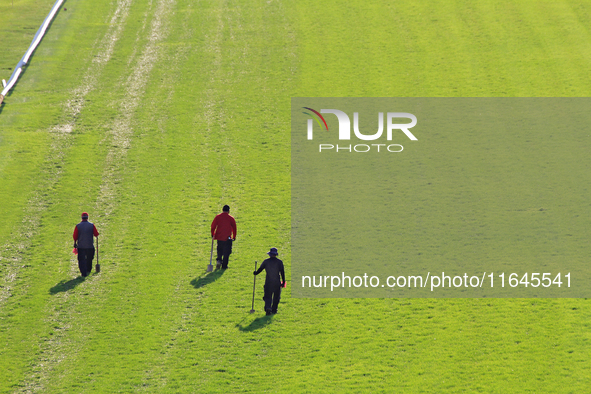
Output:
[1, 0, 591, 392]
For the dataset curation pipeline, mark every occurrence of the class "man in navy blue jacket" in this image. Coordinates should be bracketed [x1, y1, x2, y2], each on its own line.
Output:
[73, 212, 99, 277]
[253, 248, 285, 315]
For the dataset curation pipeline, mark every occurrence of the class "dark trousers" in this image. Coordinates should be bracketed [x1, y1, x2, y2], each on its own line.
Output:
[263, 282, 282, 313]
[77, 248, 95, 277]
[216, 239, 232, 268]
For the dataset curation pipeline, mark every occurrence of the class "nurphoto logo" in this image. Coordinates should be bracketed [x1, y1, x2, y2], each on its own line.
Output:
[302, 107, 418, 153]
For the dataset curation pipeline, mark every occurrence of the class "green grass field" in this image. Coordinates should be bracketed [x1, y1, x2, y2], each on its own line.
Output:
[1, 0, 591, 392]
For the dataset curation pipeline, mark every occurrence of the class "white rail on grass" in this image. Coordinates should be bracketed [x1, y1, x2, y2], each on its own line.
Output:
[0, 0, 65, 105]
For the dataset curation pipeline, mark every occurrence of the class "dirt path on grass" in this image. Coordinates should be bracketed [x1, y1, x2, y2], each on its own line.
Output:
[9, 0, 133, 390]
[11, 0, 175, 391]
[0, 0, 132, 311]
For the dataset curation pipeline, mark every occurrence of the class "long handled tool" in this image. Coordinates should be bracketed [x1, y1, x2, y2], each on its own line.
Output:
[207, 237, 214, 272]
[95, 236, 101, 273]
[250, 261, 257, 313]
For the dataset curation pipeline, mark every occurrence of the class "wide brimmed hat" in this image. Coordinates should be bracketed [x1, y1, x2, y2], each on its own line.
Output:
[267, 247, 278, 256]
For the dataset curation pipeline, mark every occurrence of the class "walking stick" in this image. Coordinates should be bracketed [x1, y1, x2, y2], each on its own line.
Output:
[95, 236, 101, 273]
[250, 261, 257, 313]
[207, 237, 214, 272]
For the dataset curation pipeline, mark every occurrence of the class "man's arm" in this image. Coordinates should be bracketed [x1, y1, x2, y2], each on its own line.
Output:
[280, 262, 286, 286]
[253, 261, 266, 275]
[93, 225, 99, 237]
[73, 226, 78, 247]
[231, 217, 237, 240]
[211, 216, 217, 238]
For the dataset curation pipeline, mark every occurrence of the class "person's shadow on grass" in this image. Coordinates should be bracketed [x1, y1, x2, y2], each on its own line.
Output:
[236, 315, 274, 332]
[190, 269, 226, 289]
[50, 276, 86, 294]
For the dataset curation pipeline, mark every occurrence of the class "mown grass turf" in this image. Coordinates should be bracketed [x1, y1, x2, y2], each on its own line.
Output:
[1, 0, 591, 392]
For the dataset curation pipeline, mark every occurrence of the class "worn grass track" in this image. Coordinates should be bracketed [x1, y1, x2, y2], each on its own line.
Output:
[1, 0, 591, 392]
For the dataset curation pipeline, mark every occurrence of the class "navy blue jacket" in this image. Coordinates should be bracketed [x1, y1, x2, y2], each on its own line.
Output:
[254, 257, 285, 286]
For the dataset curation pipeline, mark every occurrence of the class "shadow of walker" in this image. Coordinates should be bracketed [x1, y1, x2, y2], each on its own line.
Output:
[50, 276, 86, 294]
[190, 269, 226, 289]
[236, 315, 274, 332]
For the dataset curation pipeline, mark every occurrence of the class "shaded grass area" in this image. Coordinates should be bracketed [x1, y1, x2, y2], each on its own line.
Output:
[49, 275, 87, 294]
[191, 270, 227, 289]
[0, 0, 591, 392]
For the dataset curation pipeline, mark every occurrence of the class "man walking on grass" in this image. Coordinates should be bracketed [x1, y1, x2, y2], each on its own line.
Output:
[210, 205, 237, 269]
[73, 212, 99, 277]
[253, 247, 285, 315]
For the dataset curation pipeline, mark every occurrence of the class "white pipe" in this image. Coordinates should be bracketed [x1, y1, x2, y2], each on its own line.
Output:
[23, 0, 65, 64]
[1, 0, 65, 100]
[1, 68, 22, 97]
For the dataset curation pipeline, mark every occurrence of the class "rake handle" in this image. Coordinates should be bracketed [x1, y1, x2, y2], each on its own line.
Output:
[209, 237, 214, 264]
[251, 261, 257, 310]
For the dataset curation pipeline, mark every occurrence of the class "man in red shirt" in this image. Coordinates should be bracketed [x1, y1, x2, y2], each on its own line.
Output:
[211, 205, 237, 269]
[73, 212, 100, 277]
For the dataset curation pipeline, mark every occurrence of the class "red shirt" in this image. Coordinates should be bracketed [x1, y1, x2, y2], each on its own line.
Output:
[211, 212, 237, 241]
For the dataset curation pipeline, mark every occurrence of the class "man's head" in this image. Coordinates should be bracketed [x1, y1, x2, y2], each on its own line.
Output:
[267, 247, 278, 256]
[223, 205, 230, 212]
[81, 212, 89, 220]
